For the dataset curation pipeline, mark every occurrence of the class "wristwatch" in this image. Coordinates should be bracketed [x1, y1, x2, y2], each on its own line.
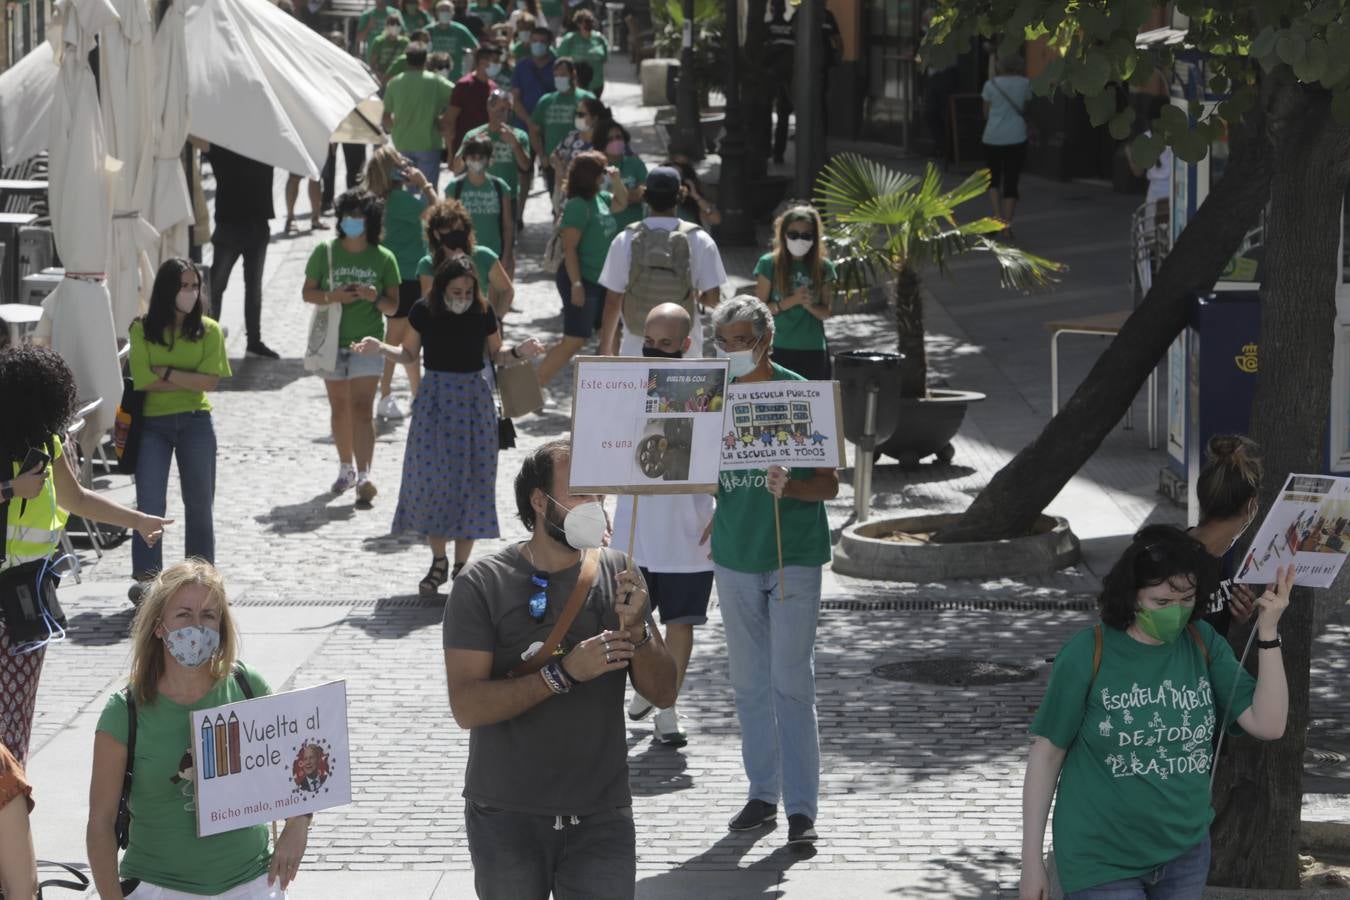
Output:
[1257, 636, 1282, 650]
[632, 622, 652, 649]
[1, 480, 13, 502]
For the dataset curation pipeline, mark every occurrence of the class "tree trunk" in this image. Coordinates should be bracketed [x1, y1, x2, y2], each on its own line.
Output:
[741, 0, 771, 183]
[1208, 80, 1350, 888]
[896, 265, 927, 397]
[933, 98, 1275, 543]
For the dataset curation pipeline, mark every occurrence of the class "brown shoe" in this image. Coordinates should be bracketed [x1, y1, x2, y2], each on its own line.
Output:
[355, 477, 378, 507]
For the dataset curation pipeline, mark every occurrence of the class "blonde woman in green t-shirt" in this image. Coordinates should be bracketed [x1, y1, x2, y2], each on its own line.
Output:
[89, 560, 312, 899]
[753, 204, 835, 381]
[1022, 526, 1292, 899]
[127, 259, 232, 594]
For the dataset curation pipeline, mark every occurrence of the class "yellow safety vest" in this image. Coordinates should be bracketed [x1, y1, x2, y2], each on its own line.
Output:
[2, 436, 65, 573]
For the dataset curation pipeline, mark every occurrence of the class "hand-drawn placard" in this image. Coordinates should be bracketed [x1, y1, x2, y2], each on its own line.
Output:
[1234, 474, 1350, 589]
[569, 356, 730, 494]
[191, 681, 351, 837]
[718, 380, 846, 471]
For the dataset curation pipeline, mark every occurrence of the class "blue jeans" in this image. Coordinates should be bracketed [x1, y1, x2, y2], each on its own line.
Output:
[132, 411, 218, 577]
[1066, 836, 1210, 899]
[403, 149, 442, 192]
[713, 563, 822, 820]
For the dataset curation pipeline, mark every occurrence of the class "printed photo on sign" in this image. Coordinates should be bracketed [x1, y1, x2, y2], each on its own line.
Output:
[1234, 473, 1350, 589]
[569, 357, 730, 494]
[718, 381, 846, 471]
[191, 680, 351, 837]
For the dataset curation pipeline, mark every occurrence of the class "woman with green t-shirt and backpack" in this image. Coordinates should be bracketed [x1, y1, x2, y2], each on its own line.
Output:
[88, 560, 312, 900]
[301, 190, 401, 505]
[754, 204, 836, 381]
[1021, 525, 1292, 900]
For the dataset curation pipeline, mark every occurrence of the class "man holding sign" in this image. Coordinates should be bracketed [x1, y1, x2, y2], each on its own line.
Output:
[443, 440, 677, 900]
[708, 297, 838, 848]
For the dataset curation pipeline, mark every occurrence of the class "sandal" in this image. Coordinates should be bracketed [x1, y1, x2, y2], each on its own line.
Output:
[452, 561, 465, 579]
[419, 556, 450, 597]
[284, 217, 298, 235]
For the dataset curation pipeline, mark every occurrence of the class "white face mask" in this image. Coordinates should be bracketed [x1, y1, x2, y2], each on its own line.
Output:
[466, 158, 487, 175]
[447, 294, 474, 314]
[163, 624, 220, 668]
[726, 345, 761, 378]
[545, 495, 607, 550]
[386, 25, 400, 37]
[437, 11, 451, 22]
[175, 289, 199, 314]
[786, 237, 814, 258]
[554, 75, 572, 92]
[575, 115, 589, 131]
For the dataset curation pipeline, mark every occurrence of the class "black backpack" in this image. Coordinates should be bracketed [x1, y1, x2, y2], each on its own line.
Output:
[114, 663, 254, 849]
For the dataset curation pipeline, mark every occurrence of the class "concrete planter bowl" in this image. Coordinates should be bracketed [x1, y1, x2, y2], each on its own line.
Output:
[832, 513, 1081, 581]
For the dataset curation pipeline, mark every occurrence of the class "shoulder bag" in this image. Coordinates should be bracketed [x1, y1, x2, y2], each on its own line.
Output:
[506, 550, 599, 678]
[113, 376, 146, 475]
[303, 241, 343, 373]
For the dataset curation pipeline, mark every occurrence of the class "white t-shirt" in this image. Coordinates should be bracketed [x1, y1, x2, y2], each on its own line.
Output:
[611, 492, 715, 573]
[598, 216, 728, 298]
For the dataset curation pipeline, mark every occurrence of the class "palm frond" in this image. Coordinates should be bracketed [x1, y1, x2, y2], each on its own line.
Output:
[816, 153, 918, 221]
[938, 168, 994, 210]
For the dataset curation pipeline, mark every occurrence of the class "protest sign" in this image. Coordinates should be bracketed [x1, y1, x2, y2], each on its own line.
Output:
[191, 681, 351, 837]
[718, 380, 846, 471]
[570, 357, 730, 494]
[1234, 473, 1350, 588]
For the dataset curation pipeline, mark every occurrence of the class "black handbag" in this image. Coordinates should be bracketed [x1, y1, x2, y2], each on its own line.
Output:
[498, 416, 517, 450]
[113, 376, 146, 475]
[0, 556, 67, 646]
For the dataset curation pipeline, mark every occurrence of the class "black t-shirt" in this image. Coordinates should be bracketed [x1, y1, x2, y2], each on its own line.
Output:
[443, 546, 642, 815]
[408, 297, 498, 372]
[207, 146, 275, 225]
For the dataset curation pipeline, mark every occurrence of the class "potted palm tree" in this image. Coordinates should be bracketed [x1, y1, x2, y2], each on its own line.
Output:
[816, 154, 1063, 466]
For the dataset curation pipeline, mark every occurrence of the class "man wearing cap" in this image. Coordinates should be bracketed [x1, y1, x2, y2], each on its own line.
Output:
[609, 303, 716, 747]
[598, 166, 727, 358]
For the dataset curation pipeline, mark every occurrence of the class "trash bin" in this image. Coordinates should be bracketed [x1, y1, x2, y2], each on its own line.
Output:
[834, 350, 904, 446]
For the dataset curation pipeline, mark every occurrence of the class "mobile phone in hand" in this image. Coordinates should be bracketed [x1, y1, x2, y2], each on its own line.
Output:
[21, 446, 51, 474]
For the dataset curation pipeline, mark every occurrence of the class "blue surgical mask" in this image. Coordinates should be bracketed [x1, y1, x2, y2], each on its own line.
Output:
[531, 41, 549, 57]
[339, 216, 365, 238]
[554, 74, 571, 92]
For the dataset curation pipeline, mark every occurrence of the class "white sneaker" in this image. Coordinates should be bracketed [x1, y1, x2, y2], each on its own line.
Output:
[377, 394, 405, 419]
[628, 691, 654, 721]
[331, 469, 357, 495]
[654, 707, 687, 747]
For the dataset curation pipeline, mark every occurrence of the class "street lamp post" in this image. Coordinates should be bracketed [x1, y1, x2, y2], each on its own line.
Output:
[793, 0, 824, 199]
[670, 0, 704, 160]
[715, 0, 755, 244]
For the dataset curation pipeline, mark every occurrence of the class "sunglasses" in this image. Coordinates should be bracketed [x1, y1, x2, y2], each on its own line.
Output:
[527, 571, 549, 621]
[785, 230, 815, 241]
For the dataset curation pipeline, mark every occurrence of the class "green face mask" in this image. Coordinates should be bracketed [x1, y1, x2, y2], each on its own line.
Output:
[1134, 604, 1190, 643]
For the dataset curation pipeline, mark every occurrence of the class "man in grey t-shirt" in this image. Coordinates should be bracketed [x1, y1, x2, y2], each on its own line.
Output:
[443, 438, 677, 900]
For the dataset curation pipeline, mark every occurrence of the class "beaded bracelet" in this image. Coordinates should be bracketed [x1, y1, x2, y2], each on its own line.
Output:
[540, 661, 572, 694]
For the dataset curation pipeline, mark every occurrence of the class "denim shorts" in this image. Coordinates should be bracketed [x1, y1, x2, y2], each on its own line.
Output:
[319, 347, 384, 381]
[640, 568, 713, 625]
[555, 265, 607, 339]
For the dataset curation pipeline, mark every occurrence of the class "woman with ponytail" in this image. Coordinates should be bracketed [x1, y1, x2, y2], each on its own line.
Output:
[1191, 434, 1264, 636]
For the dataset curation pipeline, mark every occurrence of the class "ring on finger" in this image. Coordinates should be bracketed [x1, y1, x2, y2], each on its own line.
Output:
[605, 653, 612, 663]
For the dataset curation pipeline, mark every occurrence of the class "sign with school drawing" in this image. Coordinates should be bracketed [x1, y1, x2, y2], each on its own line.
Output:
[1234, 473, 1350, 589]
[191, 681, 351, 837]
[569, 357, 730, 494]
[718, 380, 845, 471]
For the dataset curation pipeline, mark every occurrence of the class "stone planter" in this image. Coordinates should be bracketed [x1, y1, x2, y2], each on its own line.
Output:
[876, 388, 986, 467]
[832, 513, 1081, 581]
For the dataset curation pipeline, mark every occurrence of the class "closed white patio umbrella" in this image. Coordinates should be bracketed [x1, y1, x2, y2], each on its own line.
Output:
[150, 0, 193, 263]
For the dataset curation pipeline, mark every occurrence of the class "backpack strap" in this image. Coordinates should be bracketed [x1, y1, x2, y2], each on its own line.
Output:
[1091, 623, 1103, 683]
[232, 662, 255, 699]
[115, 687, 138, 849]
[452, 178, 464, 200]
[1186, 622, 1210, 665]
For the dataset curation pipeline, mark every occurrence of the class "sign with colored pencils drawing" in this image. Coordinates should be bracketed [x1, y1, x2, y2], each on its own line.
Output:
[191, 681, 351, 837]
[718, 381, 846, 471]
[1234, 474, 1350, 589]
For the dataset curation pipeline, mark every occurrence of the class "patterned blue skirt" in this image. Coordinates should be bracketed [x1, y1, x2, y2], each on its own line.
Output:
[391, 368, 500, 540]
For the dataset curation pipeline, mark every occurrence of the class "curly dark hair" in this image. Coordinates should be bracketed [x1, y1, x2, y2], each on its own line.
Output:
[514, 439, 570, 531]
[142, 258, 205, 345]
[423, 197, 477, 266]
[0, 345, 77, 464]
[333, 189, 384, 246]
[1097, 525, 1218, 631]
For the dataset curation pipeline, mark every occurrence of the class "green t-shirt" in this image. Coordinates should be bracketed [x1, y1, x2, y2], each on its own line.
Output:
[96, 663, 273, 895]
[540, 0, 562, 17]
[417, 245, 499, 288]
[532, 88, 596, 156]
[469, 1, 506, 25]
[754, 253, 837, 351]
[560, 190, 618, 282]
[358, 5, 403, 52]
[458, 124, 530, 198]
[399, 5, 432, 31]
[128, 318, 232, 418]
[447, 174, 510, 256]
[383, 188, 430, 279]
[384, 70, 454, 153]
[611, 154, 649, 229]
[712, 364, 832, 572]
[556, 31, 608, 91]
[368, 32, 409, 75]
[304, 240, 402, 346]
[428, 21, 477, 79]
[1031, 622, 1256, 893]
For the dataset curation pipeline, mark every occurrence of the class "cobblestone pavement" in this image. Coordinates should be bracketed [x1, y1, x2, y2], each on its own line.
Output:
[25, 60, 1350, 900]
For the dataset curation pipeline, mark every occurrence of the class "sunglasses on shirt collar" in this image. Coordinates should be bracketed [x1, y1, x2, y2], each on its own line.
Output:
[528, 571, 549, 621]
